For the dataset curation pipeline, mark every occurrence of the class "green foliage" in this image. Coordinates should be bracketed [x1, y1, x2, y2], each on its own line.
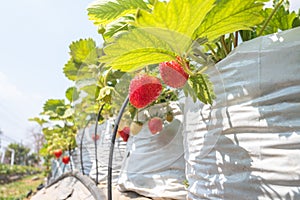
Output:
[196, 0, 267, 41]
[63, 38, 100, 81]
[184, 73, 215, 105]
[69, 38, 98, 64]
[65, 87, 80, 102]
[258, 2, 298, 35]
[87, 0, 149, 27]
[5, 143, 30, 166]
[0, 164, 41, 177]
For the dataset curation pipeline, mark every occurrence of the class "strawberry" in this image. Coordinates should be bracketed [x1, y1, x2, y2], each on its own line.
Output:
[62, 156, 70, 164]
[148, 117, 163, 134]
[53, 149, 63, 158]
[166, 112, 174, 122]
[92, 134, 100, 141]
[129, 74, 162, 109]
[118, 126, 130, 142]
[130, 121, 143, 135]
[159, 57, 189, 88]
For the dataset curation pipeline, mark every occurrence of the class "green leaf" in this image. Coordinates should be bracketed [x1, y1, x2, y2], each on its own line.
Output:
[135, 0, 215, 38]
[43, 99, 65, 113]
[196, 0, 267, 41]
[63, 59, 79, 81]
[62, 108, 75, 119]
[88, 0, 149, 26]
[184, 73, 215, 105]
[69, 38, 98, 64]
[258, 6, 297, 35]
[100, 28, 178, 72]
[29, 117, 48, 126]
[65, 87, 80, 102]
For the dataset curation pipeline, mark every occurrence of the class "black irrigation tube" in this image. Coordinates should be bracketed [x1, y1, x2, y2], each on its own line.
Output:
[80, 118, 92, 175]
[94, 104, 106, 184]
[47, 171, 106, 199]
[68, 145, 73, 172]
[108, 96, 129, 200]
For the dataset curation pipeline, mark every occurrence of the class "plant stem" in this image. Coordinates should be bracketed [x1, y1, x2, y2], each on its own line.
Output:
[220, 35, 229, 56]
[179, 58, 194, 76]
[258, 0, 284, 36]
[234, 31, 238, 48]
[207, 44, 221, 62]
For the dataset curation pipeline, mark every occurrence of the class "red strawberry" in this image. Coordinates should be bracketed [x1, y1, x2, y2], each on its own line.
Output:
[148, 117, 163, 134]
[159, 57, 189, 88]
[92, 134, 100, 141]
[129, 74, 162, 109]
[53, 149, 63, 158]
[118, 126, 130, 142]
[62, 156, 70, 164]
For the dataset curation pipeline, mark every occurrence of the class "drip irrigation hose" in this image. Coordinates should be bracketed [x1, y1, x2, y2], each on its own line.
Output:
[108, 96, 129, 200]
[94, 104, 106, 184]
[68, 147, 73, 172]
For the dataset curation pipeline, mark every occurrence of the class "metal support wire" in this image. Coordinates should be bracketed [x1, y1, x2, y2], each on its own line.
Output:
[108, 96, 129, 200]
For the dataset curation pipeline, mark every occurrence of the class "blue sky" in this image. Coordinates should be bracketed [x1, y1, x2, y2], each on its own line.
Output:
[0, 0, 101, 147]
[0, 0, 299, 148]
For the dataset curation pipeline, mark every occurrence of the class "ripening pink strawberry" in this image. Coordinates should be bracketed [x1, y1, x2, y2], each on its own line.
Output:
[148, 117, 163, 134]
[129, 74, 162, 109]
[159, 57, 189, 88]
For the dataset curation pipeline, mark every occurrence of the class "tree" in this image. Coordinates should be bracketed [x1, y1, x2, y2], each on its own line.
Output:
[6, 143, 30, 165]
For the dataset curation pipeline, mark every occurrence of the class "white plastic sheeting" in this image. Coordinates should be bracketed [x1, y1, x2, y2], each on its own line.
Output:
[118, 102, 187, 199]
[183, 27, 300, 199]
[89, 118, 127, 183]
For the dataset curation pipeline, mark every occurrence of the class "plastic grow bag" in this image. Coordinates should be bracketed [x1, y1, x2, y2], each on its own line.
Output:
[89, 118, 127, 183]
[118, 102, 187, 199]
[183, 27, 300, 199]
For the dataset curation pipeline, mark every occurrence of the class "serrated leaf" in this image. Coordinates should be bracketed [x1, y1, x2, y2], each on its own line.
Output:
[186, 73, 215, 105]
[88, 0, 149, 26]
[43, 99, 65, 112]
[100, 28, 178, 71]
[103, 19, 130, 40]
[69, 38, 98, 64]
[29, 117, 48, 126]
[258, 6, 297, 35]
[63, 59, 79, 81]
[65, 87, 80, 102]
[135, 0, 215, 39]
[196, 0, 267, 41]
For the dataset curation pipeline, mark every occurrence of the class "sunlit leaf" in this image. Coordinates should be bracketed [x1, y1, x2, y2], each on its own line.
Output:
[43, 99, 65, 112]
[100, 28, 178, 71]
[69, 38, 98, 64]
[88, 0, 149, 26]
[65, 87, 80, 102]
[196, 0, 267, 41]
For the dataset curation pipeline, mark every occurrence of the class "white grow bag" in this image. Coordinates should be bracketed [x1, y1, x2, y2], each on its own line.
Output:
[184, 27, 300, 199]
[118, 102, 187, 199]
